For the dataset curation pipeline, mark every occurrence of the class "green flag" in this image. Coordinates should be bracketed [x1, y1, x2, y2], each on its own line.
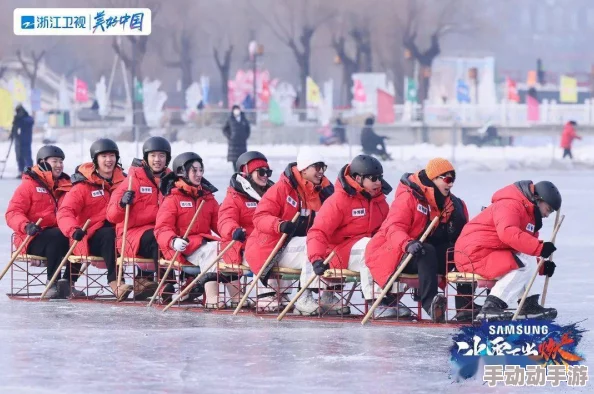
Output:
[134, 78, 143, 103]
[268, 98, 283, 125]
[405, 77, 417, 103]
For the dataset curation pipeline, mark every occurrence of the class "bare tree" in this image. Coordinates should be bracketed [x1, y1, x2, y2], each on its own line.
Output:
[213, 46, 233, 108]
[399, 0, 479, 103]
[160, 28, 195, 93]
[252, 0, 335, 108]
[16, 50, 46, 89]
[331, 17, 373, 104]
[109, 0, 161, 130]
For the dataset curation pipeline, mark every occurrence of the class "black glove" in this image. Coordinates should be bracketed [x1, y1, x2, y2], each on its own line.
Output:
[279, 221, 297, 234]
[24, 222, 41, 236]
[312, 259, 329, 276]
[406, 240, 425, 256]
[119, 190, 135, 208]
[540, 242, 557, 258]
[72, 228, 87, 241]
[232, 228, 246, 242]
[540, 260, 556, 277]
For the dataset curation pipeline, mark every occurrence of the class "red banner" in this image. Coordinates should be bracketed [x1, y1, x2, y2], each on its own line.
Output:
[506, 77, 520, 103]
[376, 89, 395, 124]
[75, 78, 88, 103]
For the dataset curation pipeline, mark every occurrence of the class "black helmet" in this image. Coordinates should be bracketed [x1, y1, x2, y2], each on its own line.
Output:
[142, 136, 171, 165]
[349, 154, 383, 177]
[36, 145, 65, 164]
[90, 138, 119, 161]
[236, 151, 267, 173]
[172, 152, 202, 177]
[534, 181, 562, 211]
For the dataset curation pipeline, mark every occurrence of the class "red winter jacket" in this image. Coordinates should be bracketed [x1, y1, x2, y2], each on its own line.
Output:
[244, 163, 334, 274]
[365, 171, 468, 288]
[154, 177, 220, 265]
[217, 174, 273, 265]
[307, 164, 390, 269]
[560, 122, 581, 149]
[106, 159, 170, 257]
[6, 166, 72, 249]
[57, 162, 126, 256]
[454, 181, 544, 279]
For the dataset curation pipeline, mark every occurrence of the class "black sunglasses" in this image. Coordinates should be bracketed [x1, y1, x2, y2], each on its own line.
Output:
[363, 174, 384, 182]
[256, 168, 273, 177]
[310, 162, 327, 172]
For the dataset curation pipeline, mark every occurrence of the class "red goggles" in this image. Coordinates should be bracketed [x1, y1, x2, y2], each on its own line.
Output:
[438, 175, 455, 184]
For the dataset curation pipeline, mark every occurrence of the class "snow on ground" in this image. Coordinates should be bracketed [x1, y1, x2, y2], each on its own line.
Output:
[0, 148, 592, 392]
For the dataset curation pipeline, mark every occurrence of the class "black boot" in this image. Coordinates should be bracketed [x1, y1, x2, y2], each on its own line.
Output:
[476, 295, 514, 322]
[453, 284, 480, 322]
[516, 295, 557, 320]
[424, 294, 447, 323]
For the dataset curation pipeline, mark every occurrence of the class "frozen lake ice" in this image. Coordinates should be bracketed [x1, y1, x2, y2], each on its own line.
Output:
[0, 161, 592, 393]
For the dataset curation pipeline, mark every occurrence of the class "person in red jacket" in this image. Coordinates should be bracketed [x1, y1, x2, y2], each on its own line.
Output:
[217, 151, 273, 306]
[106, 136, 171, 300]
[6, 145, 74, 299]
[304, 155, 404, 316]
[560, 120, 582, 160]
[365, 158, 469, 323]
[244, 150, 334, 312]
[155, 152, 221, 307]
[454, 180, 561, 321]
[57, 139, 132, 301]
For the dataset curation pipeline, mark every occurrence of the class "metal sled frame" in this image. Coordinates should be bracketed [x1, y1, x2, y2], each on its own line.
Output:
[7, 234, 48, 298]
[315, 268, 365, 318]
[254, 266, 302, 315]
[116, 239, 158, 303]
[67, 255, 112, 300]
[444, 248, 496, 321]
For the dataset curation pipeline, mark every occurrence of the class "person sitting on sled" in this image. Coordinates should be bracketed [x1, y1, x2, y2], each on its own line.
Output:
[217, 151, 274, 307]
[304, 154, 397, 316]
[106, 137, 172, 301]
[58, 139, 132, 301]
[454, 180, 561, 321]
[365, 158, 469, 323]
[154, 152, 222, 307]
[6, 145, 74, 299]
[244, 150, 334, 313]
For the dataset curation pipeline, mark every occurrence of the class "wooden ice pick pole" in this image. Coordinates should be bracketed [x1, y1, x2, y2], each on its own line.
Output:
[361, 216, 440, 325]
[513, 214, 564, 321]
[148, 200, 205, 307]
[233, 212, 301, 315]
[0, 218, 43, 281]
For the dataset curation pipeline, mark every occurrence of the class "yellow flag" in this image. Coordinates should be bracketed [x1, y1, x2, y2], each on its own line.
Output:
[0, 88, 14, 129]
[560, 75, 578, 103]
[306, 76, 322, 106]
[12, 77, 28, 103]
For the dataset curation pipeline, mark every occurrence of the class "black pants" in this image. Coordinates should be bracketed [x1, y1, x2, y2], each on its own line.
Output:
[562, 148, 573, 159]
[27, 227, 70, 281]
[402, 243, 439, 312]
[88, 225, 117, 283]
[136, 229, 159, 278]
[431, 241, 474, 310]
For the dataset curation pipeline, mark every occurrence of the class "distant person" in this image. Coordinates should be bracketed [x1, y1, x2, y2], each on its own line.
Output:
[223, 105, 251, 172]
[560, 120, 581, 160]
[319, 117, 348, 146]
[360, 116, 392, 161]
[10, 104, 34, 178]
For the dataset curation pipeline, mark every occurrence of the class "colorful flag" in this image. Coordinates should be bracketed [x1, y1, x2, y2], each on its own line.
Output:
[526, 70, 537, 87]
[352, 79, 367, 103]
[456, 79, 470, 103]
[527, 88, 539, 121]
[306, 76, 322, 107]
[559, 75, 578, 103]
[506, 77, 520, 102]
[0, 88, 14, 129]
[405, 77, 417, 103]
[376, 89, 395, 124]
[75, 77, 89, 102]
[134, 78, 143, 103]
[268, 98, 283, 125]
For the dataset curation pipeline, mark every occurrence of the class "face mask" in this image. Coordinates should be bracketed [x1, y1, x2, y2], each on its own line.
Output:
[233, 110, 240, 116]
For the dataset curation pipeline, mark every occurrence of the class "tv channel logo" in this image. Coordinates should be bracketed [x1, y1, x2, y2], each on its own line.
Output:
[21, 15, 35, 29]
